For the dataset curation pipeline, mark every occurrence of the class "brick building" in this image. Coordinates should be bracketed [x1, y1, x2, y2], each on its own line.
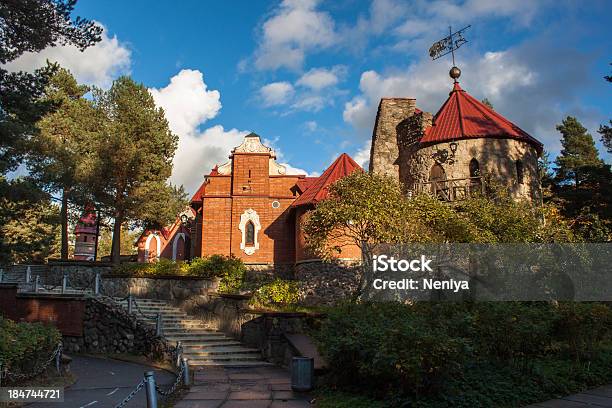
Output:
[137, 133, 362, 270]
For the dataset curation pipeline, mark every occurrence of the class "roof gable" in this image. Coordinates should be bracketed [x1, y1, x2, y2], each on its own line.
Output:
[292, 153, 362, 207]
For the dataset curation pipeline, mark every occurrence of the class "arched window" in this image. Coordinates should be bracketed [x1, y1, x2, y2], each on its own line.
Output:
[245, 221, 255, 246]
[515, 160, 524, 184]
[469, 158, 480, 178]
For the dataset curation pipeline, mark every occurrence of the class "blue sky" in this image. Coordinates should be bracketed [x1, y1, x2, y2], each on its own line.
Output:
[6, 0, 611, 193]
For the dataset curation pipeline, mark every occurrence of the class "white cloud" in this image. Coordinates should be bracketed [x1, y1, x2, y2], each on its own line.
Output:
[254, 0, 336, 70]
[291, 95, 326, 112]
[150, 69, 221, 136]
[4, 24, 131, 88]
[342, 42, 598, 156]
[151, 70, 312, 192]
[305, 121, 318, 132]
[296, 66, 346, 90]
[259, 81, 295, 106]
[353, 140, 372, 169]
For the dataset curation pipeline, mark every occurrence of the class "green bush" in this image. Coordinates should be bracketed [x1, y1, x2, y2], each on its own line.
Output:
[554, 302, 612, 358]
[110, 255, 246, 282]
[0, 317, 61, 378]
[316, 303, 468, 397]
[316, 301, 612, 402]
[249, 278, 301, 308]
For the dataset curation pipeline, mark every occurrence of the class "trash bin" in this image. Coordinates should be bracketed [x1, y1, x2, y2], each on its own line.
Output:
[291, 357, 314, 391]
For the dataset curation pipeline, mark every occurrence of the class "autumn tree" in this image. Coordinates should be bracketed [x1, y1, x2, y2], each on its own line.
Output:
[28, 67, 98, 259]
[89, 77, 182, 264]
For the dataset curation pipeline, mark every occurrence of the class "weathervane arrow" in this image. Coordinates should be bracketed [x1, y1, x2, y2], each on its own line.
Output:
[429, 25, 471, 63]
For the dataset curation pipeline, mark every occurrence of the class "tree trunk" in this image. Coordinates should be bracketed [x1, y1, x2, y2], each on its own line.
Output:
[111, 213, 123, 265]
[61, 188, 69, 260]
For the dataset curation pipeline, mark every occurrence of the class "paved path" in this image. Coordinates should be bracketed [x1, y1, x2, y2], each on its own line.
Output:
[526, 384, 612, 407]
[175, 366, 312, 408]
[29, 355, 175, 408]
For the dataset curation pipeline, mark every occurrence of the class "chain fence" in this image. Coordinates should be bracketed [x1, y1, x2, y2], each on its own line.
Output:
[1, 342, 63, 384]
[114, 378, 146, 408]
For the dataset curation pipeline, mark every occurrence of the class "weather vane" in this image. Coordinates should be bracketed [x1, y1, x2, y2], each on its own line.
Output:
[429, 25, 471, 82]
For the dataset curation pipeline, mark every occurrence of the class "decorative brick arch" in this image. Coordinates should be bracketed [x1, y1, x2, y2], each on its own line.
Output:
[144, 233, 161, 262]
[239, 209, 261, 255]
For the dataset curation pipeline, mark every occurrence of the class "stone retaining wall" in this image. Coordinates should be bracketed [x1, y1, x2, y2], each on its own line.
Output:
[101, 275, 219, 301]
[180, 293, 260, 339]
[63, 296, 167, 359]
[295, 260, 361, 305]
[241, 313, 323, 367]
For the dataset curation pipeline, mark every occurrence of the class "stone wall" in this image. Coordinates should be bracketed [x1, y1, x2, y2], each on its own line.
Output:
[47, 260, 113, 289]
[295, 260, 361, 305]
[400, 137, 542, 202]
[180, 293, 260, 339]
[62, 296, 167, 358]
[101, 275, 219, 301]
[241, 313, 323, 367]
[370, 98, 417, 179]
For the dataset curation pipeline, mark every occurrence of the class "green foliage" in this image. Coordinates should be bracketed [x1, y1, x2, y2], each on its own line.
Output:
[111, 255, 246, 292]
[316, 303, 469, 397]
[249, 278, 301, 308]
[554, 116, 602, 187]
[87, 76, 180, 263]
[0, 317, 61, 377]
[0, 177, 60, 264]
[316, 302, 612, 404]
[554, 303, 612, 359]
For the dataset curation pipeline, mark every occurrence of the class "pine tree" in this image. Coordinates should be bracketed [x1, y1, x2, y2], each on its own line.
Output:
[599, 64, 611, 153]
[28, 67, 98, 259]
[89, 76, 180, 264]
[554, 116, 602, 188]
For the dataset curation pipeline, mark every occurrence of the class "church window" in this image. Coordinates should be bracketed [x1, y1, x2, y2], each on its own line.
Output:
[245, 221, 255, 246]
[272, 200, 280, 209]
[469, 158, 480, 178]
[83, 236, 87, 243]
[248, 169, 252, 178]
[516, 160, 524, 184]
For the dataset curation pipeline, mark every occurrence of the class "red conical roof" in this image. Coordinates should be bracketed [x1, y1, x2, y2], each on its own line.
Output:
[292, 153, 362, 207]
[421, 82, 543, 154]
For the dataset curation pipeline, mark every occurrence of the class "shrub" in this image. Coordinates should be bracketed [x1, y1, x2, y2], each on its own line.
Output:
[0, 317, 61, 379]
[554, 302, 612, 359]
[249, 278, 301, 308]
[316, 303, 468, 397]
[214, 255, 246, 293]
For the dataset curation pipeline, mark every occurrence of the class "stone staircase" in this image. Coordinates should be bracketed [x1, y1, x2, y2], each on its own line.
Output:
[113, 297, 271, 368]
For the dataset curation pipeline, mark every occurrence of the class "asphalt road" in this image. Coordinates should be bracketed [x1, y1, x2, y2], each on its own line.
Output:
[28, 355, 176, 408]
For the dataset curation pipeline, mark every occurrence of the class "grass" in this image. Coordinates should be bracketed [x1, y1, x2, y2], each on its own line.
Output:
[314, 345, 612, 408]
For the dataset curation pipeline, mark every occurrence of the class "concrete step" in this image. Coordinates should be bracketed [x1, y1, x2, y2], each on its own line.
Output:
[181, 347, 260, 356]
[184, 354, 262, 362]
[187, 360, 274, 367]
[165, 335, 229, 342]
[164, 329, 221, 335]
[182, 341, 244, 349]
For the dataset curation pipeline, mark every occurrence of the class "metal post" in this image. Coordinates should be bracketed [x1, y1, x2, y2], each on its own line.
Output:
[34, 275, 40, 293]
[94, 272, 100, 296]
[26, 266, 31, 283]
[175, 341, 182, 367]
[127, 294, 133, 314]
[181, 358, 190, 386]
[155, 313, 163, 337]
[0, 361, 3, 387]
[0, 268, 4, 283]
[55, 344, 62, 375]
[62, 274, 67, 294]
[144, 371, 158, 408]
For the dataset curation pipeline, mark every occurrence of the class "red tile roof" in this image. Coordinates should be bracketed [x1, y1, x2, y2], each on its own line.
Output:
[421, 82, 543, 154]
[292, 153, 362, 207]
